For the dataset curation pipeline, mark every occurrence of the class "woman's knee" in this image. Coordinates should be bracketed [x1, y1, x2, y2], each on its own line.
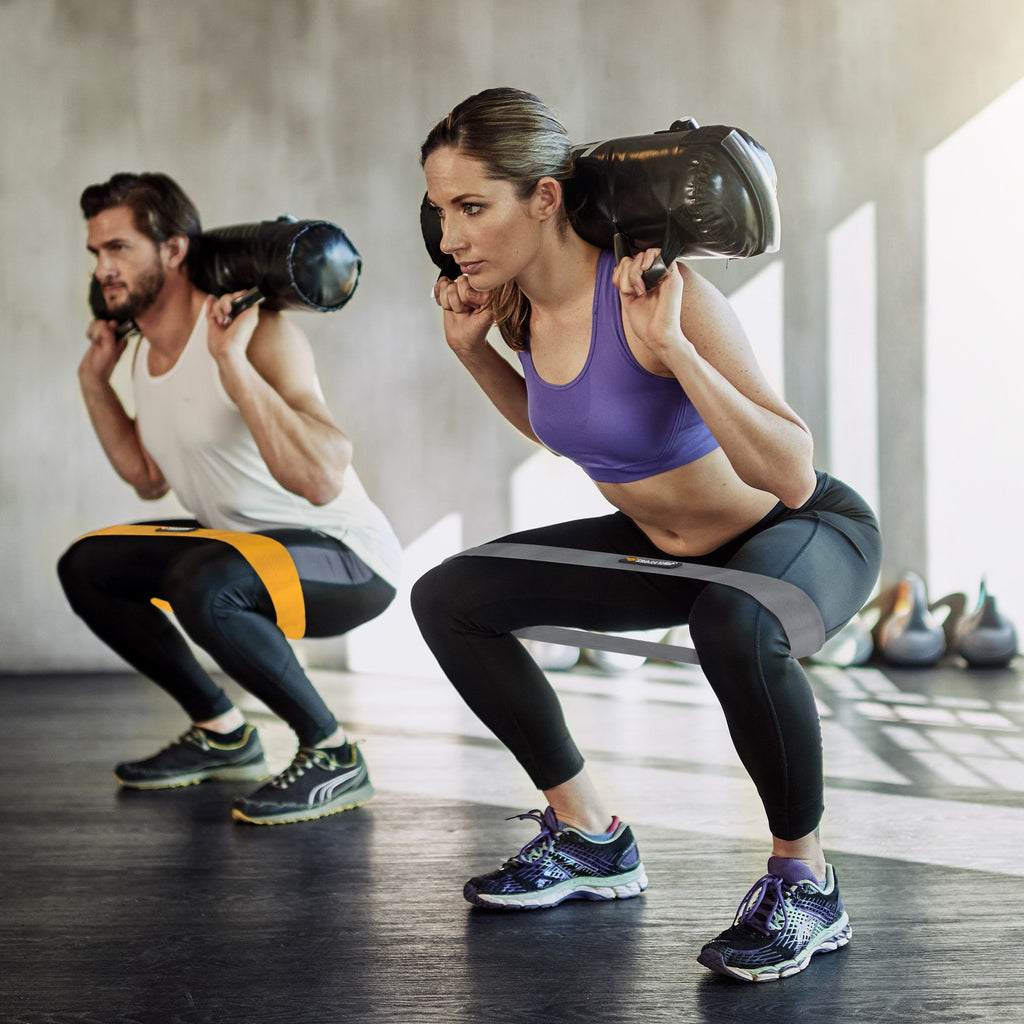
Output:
[411, 556, 504, 642]
[411, 561, 464, 629]
[689, 583, 788, 669]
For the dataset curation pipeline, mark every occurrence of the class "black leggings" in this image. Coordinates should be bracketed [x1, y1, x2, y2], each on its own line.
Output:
[58, 520, 395, 746]
[411, 473, 881, 840]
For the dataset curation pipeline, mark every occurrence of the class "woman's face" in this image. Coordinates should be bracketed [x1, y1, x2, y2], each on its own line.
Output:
[423, 146, 543, 291]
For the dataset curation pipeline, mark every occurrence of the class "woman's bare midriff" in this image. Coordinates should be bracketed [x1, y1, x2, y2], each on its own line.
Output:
[595, 450, 786, 557]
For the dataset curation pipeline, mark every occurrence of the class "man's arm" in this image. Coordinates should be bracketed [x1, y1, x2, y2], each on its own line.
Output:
[78, 319, 169, 500]
[206, 297, 352, 506]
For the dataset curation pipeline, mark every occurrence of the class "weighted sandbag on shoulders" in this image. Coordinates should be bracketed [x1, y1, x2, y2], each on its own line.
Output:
[89, 215, 361, 331]
[420, 117, 780, 287]
[194, 216, 361, 313]
[564, 118, 780, 264]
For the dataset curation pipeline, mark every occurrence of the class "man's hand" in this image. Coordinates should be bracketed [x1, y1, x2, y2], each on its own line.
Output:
[79, 318, 129, 389]
[206, 292, 261, 368]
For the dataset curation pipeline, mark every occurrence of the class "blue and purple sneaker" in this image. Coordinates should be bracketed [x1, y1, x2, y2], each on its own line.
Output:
[464, 807, 648, 910]
[698, 856, 852, 981]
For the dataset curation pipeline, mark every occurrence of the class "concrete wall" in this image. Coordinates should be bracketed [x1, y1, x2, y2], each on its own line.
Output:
[2, 0, 1023, 671]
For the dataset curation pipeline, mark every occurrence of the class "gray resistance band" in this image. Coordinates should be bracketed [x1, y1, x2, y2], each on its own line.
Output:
[457, 543, 826, 664]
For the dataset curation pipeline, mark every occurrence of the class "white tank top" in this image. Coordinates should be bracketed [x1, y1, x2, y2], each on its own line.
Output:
[133, 312, 401, 587]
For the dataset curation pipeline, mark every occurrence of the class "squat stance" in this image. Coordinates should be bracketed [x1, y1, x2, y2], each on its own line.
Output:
[411, 89, 881, 981]
[59, 173, 401, 825]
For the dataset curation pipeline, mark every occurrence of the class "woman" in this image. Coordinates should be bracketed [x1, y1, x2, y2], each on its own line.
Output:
[411, 88, 881, 982]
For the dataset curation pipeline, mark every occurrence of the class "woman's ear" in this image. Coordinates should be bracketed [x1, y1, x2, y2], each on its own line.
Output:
[531, 176, 564, 221]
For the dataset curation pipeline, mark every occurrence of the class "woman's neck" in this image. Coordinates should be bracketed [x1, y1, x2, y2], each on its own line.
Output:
[516, 231, 601, 316]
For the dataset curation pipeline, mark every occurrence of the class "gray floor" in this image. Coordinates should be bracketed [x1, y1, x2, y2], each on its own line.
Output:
[3, 653, 1022, 1023]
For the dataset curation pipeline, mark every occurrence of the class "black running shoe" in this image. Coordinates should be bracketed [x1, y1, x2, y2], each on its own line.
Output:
[697, 857, 852, 981]
[114, 725, 267, 790]
[231, 742, 374, 825]
[464, 807, 648, 910]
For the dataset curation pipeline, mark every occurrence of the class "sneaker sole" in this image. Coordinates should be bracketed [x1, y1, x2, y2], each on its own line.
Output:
[697, 917, 852, 982]
[230, 779, 376, 825]
[114, 760, 269, 791]
[464, 864, 649, 910]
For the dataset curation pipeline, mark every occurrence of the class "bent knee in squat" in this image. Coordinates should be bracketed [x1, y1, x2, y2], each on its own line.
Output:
[410, 559, 483, 630]
[161, 547, 261, 622]
[689, 584, 785, 649]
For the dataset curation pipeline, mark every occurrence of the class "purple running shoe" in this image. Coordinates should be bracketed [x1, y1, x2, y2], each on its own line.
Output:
[464, 807, 648, 910]
[698, 856, 852, 981]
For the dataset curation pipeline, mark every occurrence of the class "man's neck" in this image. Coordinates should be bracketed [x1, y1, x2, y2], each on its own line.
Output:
[135, 280, 207, 365]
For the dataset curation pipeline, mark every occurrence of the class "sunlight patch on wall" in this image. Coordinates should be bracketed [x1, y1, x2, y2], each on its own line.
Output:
[345, 512, 463, 677]
[925, 76, 1024, 629]
[727, 260, 785, 399]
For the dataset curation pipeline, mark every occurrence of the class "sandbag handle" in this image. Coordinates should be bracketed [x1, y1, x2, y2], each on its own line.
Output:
[611, 111, 696, 291]
[613, 232, 670, 291]
[227, 286, 263, 321]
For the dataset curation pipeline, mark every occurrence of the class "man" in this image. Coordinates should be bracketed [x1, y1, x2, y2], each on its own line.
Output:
[58, 173, 401, 825]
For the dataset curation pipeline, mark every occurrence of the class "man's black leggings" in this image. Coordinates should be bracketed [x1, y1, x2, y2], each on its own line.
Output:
[411, 473, 881, 840]
[58, 520, 395, 746]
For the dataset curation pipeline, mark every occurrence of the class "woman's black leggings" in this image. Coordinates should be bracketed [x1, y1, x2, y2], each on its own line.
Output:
[411, 473, 881, 841]
[58, 520, 395, 747]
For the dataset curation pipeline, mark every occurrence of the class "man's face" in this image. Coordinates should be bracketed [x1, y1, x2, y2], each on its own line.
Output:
[86, 205, 166, 321]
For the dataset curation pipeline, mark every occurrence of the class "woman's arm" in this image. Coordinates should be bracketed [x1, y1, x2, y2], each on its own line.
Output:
[615, 252, 816, 508]
[434, 275, 540, 443]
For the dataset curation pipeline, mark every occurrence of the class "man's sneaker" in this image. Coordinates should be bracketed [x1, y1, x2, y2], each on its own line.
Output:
[464, 807, 648, 910]
[114, 725, 267, 790]
[697, 856, 852, 982]
[230, 742, 374, 825]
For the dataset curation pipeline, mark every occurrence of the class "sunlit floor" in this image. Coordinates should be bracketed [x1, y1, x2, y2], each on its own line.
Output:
[3, 653, 1022, 1023]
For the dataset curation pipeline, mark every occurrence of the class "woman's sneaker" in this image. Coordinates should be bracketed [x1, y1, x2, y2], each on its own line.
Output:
[697, 856, 852, 981]
[464, 807, 648, 910]
[114, 725, 267, 790]
[231, 742, 374, 825]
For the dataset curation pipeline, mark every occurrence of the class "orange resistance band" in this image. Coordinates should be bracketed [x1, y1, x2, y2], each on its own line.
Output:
[77, 524, 306, 639]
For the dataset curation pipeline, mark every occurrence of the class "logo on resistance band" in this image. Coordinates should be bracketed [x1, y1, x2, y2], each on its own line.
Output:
[620, 556, 683, 568]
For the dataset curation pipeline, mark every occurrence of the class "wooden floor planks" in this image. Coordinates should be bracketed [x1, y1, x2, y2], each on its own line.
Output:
[2, 662, 1022, 1023]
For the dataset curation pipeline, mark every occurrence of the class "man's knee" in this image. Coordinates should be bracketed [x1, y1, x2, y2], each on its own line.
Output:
[161, 546, 248, 621]
[56, 538, 99, 607]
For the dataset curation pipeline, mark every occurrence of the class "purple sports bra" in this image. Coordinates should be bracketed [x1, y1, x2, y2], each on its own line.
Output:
[518, 249, 720, 483]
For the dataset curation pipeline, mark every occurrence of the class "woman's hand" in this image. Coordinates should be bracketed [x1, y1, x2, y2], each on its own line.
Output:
[612, 249, 689, 362]
[433, 274, 495, 357]
[206, 292, 260, 367]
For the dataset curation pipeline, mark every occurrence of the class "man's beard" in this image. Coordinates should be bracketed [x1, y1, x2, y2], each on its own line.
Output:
[104, 262, 165, 321]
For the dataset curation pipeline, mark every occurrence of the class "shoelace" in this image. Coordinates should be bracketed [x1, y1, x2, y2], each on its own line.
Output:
[269, 748, 330, 789]
[503, 807, 563, 867]
[168, 726, 209, 752]
[733, 873, 795, 936]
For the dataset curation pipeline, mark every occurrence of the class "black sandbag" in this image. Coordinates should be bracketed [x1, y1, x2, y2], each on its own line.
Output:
[194, 217, 361, 313]
[564, 118, 780, 264]
[420, 195, 460, 284]
[420, 118, 779, 288]
[88, 215, 361, 333]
